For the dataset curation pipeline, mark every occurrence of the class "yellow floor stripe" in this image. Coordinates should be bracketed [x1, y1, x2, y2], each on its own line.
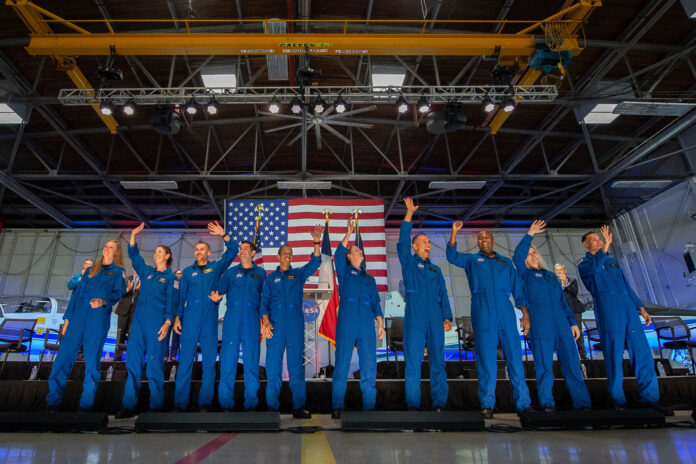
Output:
[301, 416, 337, 464]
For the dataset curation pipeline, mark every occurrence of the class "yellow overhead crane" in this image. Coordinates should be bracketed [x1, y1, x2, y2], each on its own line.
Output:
[7, 0, 600, 134]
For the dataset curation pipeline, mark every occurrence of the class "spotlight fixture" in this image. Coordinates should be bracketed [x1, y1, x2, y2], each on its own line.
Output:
[334, 96, 347, 113]
[268, 97, 280, 114]
[482, 96, 495, 113]
[122, 99, 135, 116]
[99, 99, 114, 116]
[395, 95, 408, 114]
[417, 97, 430, 113]
[184, 98, 199, 115]
[290, 97, 303, 114]
[206, 97, 219, 115]
[502, 98, 515, 113]
[312, 94, 326, 114]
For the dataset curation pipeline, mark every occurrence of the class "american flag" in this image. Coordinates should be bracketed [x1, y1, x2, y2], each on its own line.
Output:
[225, 198, 388, 291]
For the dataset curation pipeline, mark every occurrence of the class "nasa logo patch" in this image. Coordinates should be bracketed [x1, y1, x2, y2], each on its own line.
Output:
[191, 272, 198, 277]
[477, 258, 485, 262]
[535, 273, 542, 277]
[147, 275, 153, 280]
[417, 263, 425, 269]
[236, 273, 243, 278]
[274, 277, 281, 283]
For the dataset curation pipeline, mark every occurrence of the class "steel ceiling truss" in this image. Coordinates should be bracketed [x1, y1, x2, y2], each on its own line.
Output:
[57, 85, 558, 106]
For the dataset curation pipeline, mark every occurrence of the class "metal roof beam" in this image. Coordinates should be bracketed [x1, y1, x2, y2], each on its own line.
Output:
[0, 172, 72, 227]
[544, 108, 696, 220]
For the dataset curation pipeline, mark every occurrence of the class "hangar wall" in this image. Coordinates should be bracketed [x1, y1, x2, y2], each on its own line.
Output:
[611, 176, 696, 310]
[0, 225, 595, 318]
[2, 177, 694, 314]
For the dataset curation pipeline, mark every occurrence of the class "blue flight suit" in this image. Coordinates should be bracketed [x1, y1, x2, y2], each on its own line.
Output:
[578, 250, 659, 405]
[174, 239, 236, 410]
[260, 254, 321, 411]
[47, 263, 126, 409]
[446, 241, 531, 411]
[513, 235, 591, 409]
[67, 273, 81, 291]
[216, 262, 266, 410]
[121, 244, 176, 411]
[397, 222, 453, 409]
[331, 244, 383, 411]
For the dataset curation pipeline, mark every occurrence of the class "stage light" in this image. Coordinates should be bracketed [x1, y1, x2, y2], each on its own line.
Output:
[290, 97, 303, 114]
[334, 96, 347, 113]
[395, 95, 408, 114]
[417, 97, 430, 113]
[122, 99, 135, 116]
[482, 96, 495, 113]
[502, 98, 515, 113]
[268, 97, 280, 114]
[313, 94, 326, 114]
[99, 99, 114, 116]
[185, 99, 199, 115]
[206, 97, 219, 115]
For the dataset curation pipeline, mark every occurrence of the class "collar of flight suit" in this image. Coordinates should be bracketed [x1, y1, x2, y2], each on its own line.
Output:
[413, 254, 432, 265]
[475, 250, 503, 260]
[274, 265, 294, 274]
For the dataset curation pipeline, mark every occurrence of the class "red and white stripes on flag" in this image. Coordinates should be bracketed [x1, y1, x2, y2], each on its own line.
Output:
[260, 199, 387, 292]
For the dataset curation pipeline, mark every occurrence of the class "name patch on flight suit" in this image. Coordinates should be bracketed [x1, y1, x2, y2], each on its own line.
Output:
[496, 259, 506, 263]
[158, 277, 167, 283]
[104, 271, 115, 276]
[287, 275, 296, 280]
[251, 273, 261, 279]
[608, 263, 619, 269]
[428, 267, 438, 273]
[546, 274, 555, 280]
[203, 268, 213, 274]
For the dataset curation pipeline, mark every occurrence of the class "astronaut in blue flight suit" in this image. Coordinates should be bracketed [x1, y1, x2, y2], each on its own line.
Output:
[172, 221, 236, 411]
[46, 240, 127, 412]
[115, 223, 177, 418]
[398, 198, 453, 411]
[67, 258, 95, 291]
[578, 225, 658, 408]
[260, 225, 323, 419]
[209, 240, 265, 411]
[331, 219, 385, 418]
[447, 221, 532, 419]
[512, 220, 591, 411]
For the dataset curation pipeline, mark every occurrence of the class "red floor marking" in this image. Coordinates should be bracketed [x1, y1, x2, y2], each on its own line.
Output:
[174, 433, 237, 464]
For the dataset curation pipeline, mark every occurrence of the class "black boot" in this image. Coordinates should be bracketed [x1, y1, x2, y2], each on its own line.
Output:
[114, 408, 136, 419]
[293, 408, 312, 419]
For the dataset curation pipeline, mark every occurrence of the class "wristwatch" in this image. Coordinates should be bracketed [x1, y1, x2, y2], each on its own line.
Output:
[314, 241, 321, 245]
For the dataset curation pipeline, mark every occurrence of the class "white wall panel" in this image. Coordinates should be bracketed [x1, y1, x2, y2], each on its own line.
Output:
[613, 177, 696, 309]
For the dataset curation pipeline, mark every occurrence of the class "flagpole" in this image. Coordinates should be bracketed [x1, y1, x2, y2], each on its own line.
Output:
[322, 208, 333, 369]
[252, 204, 266, 246]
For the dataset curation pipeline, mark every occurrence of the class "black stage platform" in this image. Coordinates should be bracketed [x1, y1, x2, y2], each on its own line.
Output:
[0, 361, 694, 413]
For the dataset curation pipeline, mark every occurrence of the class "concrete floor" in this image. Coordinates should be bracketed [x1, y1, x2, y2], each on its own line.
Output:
[0, 412, 694, 464]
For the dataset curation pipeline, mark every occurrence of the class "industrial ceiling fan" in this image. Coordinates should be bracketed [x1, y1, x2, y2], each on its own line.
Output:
[260, 105, 376, 149]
